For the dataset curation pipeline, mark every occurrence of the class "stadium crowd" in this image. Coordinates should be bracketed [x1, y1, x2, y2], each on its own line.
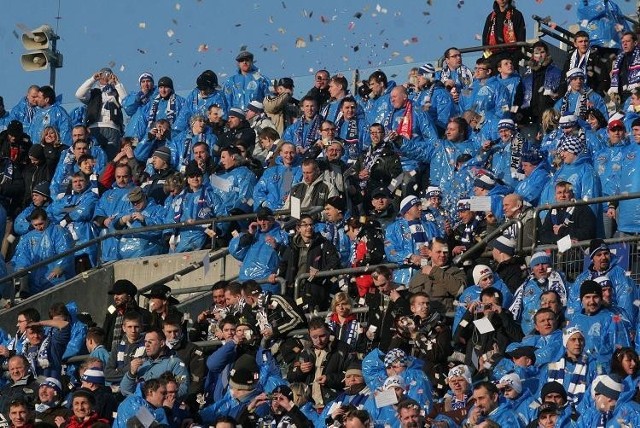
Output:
[1, 0, 640, 426]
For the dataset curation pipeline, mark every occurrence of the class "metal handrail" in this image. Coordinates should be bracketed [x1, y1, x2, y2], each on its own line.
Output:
[292, 263, 401, 301]
[451, 219, 520, 266]
[437, 42, 532, 68]
[532, 15, 576, 40]
[530, 192, 640, 248]
[0, 206, 323, 289]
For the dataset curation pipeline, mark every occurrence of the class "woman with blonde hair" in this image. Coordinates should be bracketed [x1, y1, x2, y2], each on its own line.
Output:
[39, 125, 67, 172]
[326, 292, 360, 349]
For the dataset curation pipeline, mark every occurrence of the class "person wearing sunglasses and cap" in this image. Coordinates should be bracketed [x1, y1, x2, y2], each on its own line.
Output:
[222, 50, 271, 111]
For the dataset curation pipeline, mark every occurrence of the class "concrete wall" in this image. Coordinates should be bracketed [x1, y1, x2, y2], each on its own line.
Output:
[0, 249, 240, 332]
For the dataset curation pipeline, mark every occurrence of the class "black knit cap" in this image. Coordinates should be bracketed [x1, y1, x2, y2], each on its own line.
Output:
[229, 354, 259, 390]
[580, 280, 603, 299]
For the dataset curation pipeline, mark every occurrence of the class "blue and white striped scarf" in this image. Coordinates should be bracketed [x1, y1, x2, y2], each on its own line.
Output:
[547, 355, 588, 405]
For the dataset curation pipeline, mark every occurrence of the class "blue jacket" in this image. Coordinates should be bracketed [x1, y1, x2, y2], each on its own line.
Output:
[60, 302, 88, 361]
[229, 223, 289, 292]
[315, 220, 351, 267]
[464, 402, 524, 427]
[569, 307, 631, 365]
[14, 203, 52, 236]
[29, 103, 73, 146]
[282, 116, 321, 150]
[518, 330, 564, 367]
[93, 183, 135, 262]
[173, 88, 228, 134]
[384, 216, 439, 285]
[509, 271, 569, 335]
[114, 388, 169, 428]
[114, 199, 167, 259]
[9, 97, 37, 136]
[131, 93, 187, 140]
[123, 89, 155, 139]
[594, 139, 629, 210]
[362, 81, 397, 127]
[209, 166, 257, 213]
[577, 399, 640, 428]
[166, 184, 226, 253]
[120, 350, 190, 397]
[569, 261, 637, 324]
[222, 66, 271, 110]
[168, 130, 218, 173]
[402, 136, 479, 192]
[453, 278, 513, 332]
[618, 143, 640, 232]
[577, 0, 630, 50]
[49, 187, 99, 264]
[497, 73, 523, 109]
[411, 81, 454, 131]
[11, 224, 75, 295]
[487, 137, 527, 189]
[514, 161, 551, 206]
[554, 90, 608, 119]
[200, 385, 270, 425]
[362, 349, 434, 413]
[253, 164, 302, 211]
[383, 99, 438, 172]
[539, 153, 602, 217]
[50, 145, 107, 196]
[460, 76, 510, 122]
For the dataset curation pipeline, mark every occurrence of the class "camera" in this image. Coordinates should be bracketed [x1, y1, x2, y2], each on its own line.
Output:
[483, 303, 493, 310]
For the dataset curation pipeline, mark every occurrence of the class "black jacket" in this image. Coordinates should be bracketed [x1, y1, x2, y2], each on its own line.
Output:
[359, 289, 412, 353]
[102, 300, 151, 351]
[537, 204, 597, 245]
[355, 142, 403, 196]
[287, 338, 353, 404]
[494, 256, 528, 294]
[278, 233, 341, 287]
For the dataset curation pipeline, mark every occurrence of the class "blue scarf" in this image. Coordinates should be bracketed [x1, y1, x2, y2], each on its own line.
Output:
[295, 116, 321, 149]
[147, 93, 177, 130]
[408, 219, 428, 252]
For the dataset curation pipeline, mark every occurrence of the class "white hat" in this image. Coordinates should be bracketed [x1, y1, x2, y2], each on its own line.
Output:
[498, 372, 523, 394]
[472, 264, 493, 284]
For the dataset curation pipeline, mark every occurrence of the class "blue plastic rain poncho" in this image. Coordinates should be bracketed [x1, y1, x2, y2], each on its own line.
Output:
[11, 223, 75, 295]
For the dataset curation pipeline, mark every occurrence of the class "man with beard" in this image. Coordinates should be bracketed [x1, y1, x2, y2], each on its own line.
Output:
[102, 279, 150, 351]
[568, 239, 635, 323]
[463, 381, 521, 426]
[568, 281, 631, 365]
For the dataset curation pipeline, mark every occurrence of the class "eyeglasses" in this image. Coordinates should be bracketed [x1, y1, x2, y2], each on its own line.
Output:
[321, 128, 336, 132]
[475, 67, 488, 71]
[238, 59, 251, 63]
[316, 76, 328, 81]
[448, 53, 461, 58]
[299, 222, 313, 228]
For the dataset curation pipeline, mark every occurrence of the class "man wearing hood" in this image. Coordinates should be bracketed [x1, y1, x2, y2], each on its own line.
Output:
[217, 108, 256, 152]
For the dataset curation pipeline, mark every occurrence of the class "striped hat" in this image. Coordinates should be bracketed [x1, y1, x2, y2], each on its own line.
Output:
[566, 67, 585, 80]
[418, 63, 435, 78]
[558, 114, 578, 129]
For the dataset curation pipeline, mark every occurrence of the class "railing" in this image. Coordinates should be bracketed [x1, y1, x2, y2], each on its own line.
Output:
[436, 42, 532, 68]
[2, 206, 322, 304]
[530, 192, 640, 249]
[451, 219, 521, 266]
[532, 14, 575, 46]
[293, 263, 401, 301]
